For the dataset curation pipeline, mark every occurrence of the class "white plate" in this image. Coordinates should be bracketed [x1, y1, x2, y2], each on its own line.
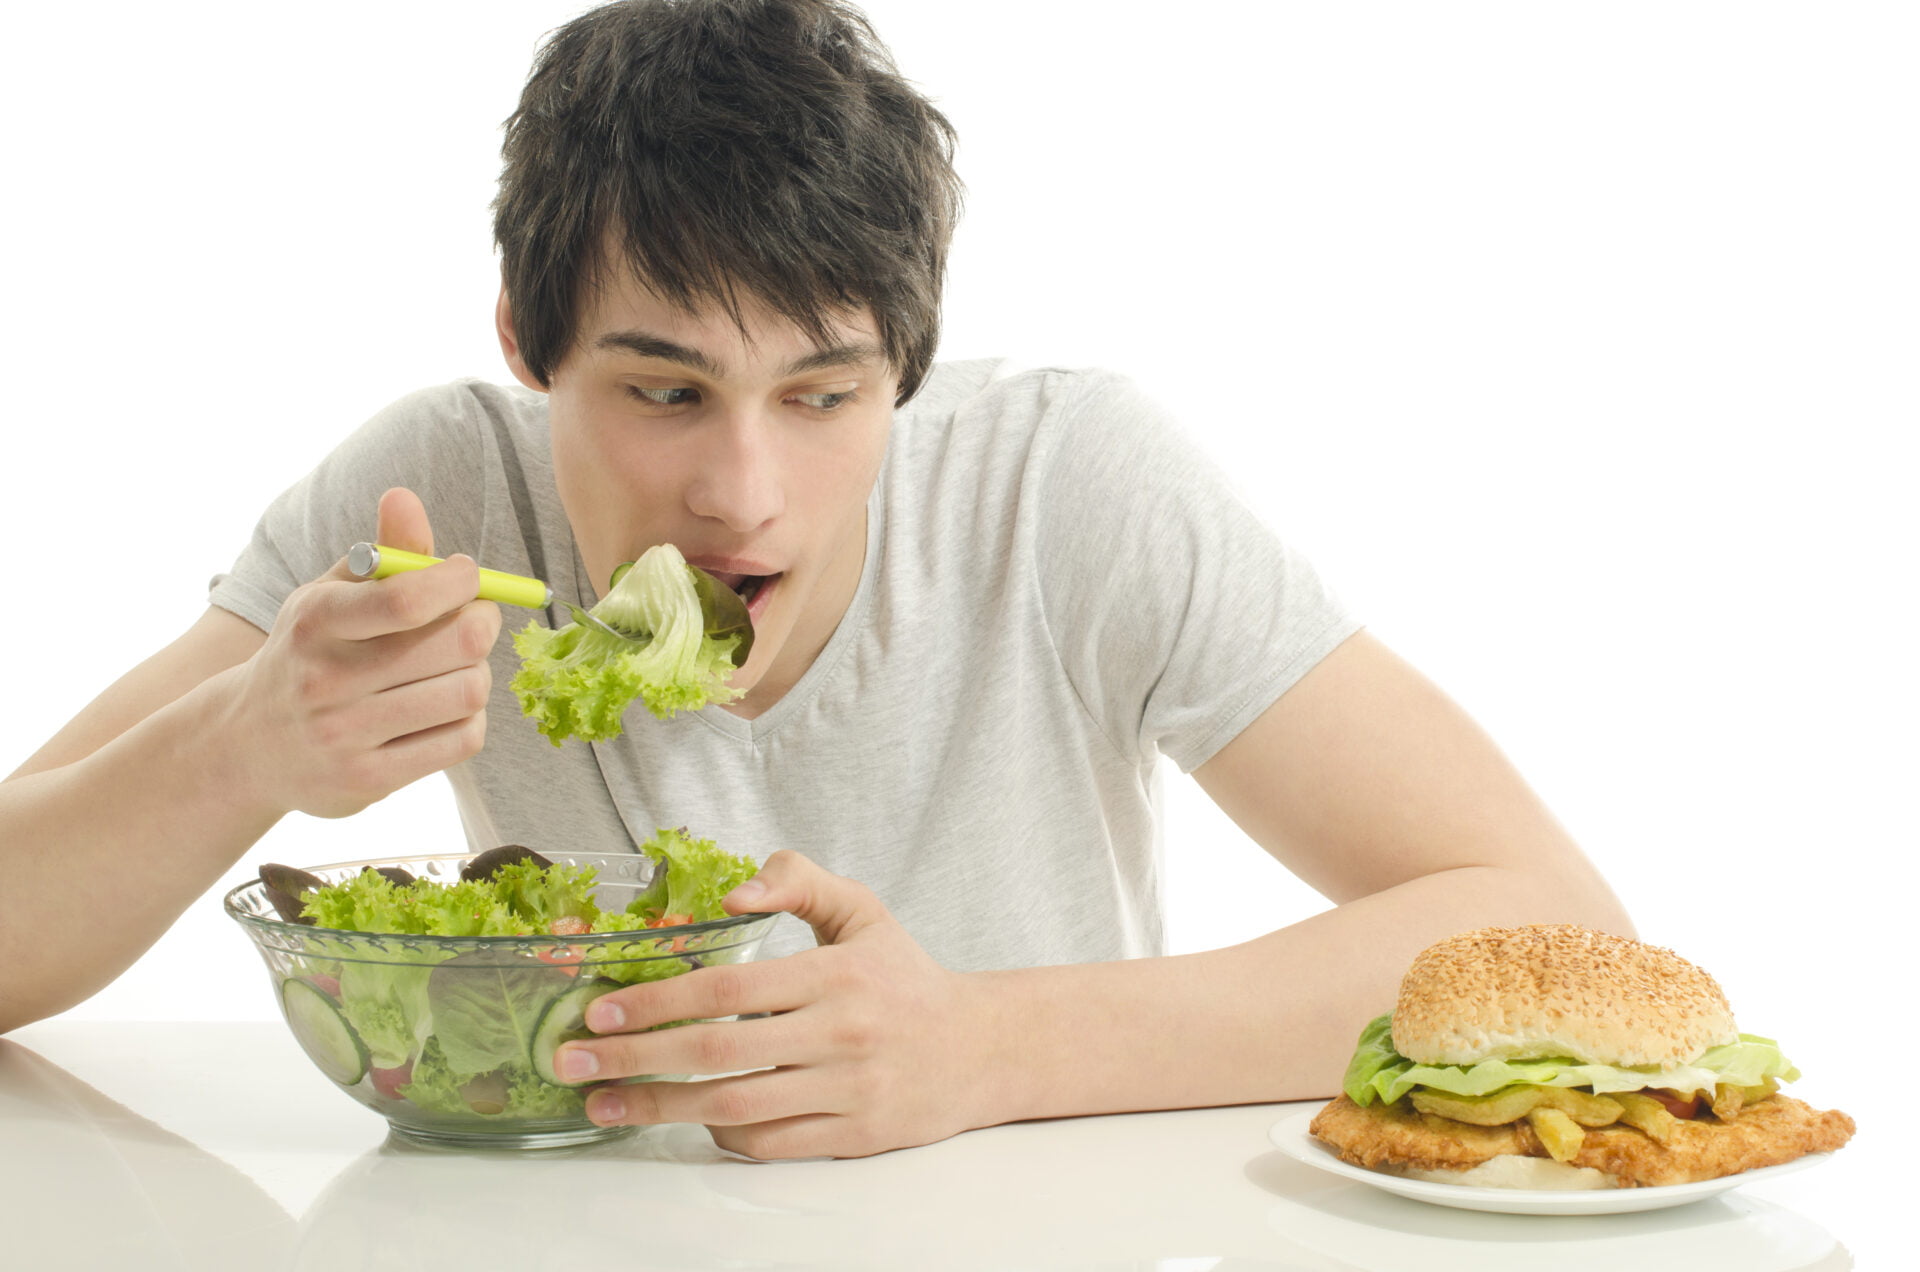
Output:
[1267, 1108, 1828, 1215]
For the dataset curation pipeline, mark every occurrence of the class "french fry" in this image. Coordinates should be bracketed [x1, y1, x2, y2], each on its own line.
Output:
[1612, 1091, 1680, 1144]
[1413, 1085, 1624, 1128]
[1411, 1087, 1544, 1125]
[1527, 1106, 1587, 1162]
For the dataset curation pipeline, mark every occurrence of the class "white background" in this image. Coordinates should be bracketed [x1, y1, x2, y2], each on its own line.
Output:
[3, 0, 1912, 1106]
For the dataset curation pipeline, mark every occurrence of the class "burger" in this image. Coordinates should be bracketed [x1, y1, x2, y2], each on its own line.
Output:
[1309, 924, 1855, 1189]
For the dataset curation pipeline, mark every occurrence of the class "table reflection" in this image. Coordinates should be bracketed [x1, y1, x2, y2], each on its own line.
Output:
[0, 1034, 1853, 1272]
[291, 1109, 1328, 1271]
[0, 1040, 296, 1269]
[1249, 1148, 1849, 1272]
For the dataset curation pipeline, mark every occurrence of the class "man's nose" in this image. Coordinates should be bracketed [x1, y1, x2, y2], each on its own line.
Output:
[684, 413, 786, 533]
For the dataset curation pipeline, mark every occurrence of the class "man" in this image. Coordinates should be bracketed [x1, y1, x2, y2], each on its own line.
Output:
[0, 0, 1629, 1158]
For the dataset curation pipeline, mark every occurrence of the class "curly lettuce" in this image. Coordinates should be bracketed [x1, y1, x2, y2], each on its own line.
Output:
[300, 870, 528, 937]
[398, 1037, 586, 1120]
[1341, 1013, 1802, 1107]
[624, 827, 762, 925]
[511, 543, 745, 745]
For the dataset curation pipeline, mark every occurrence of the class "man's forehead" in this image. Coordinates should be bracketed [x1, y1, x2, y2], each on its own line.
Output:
[578, 238, 886, 371]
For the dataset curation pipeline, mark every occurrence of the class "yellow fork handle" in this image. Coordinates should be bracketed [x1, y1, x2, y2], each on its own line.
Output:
[346, 542, 552, 610]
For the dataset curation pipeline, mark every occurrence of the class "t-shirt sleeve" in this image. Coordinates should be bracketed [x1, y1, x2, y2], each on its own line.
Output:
[1031, 370, 1361, 773]
[206, 383, 491, 632]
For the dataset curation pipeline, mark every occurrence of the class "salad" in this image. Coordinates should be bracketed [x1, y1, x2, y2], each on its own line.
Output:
[249, 830, 763, 1134]
[511, 543, 754, 745]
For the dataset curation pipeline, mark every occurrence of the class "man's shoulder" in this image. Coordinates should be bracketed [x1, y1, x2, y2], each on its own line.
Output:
[336, 379, 552, 486]
[904, 358, 1145, 445]
[371, 377, 548, 437]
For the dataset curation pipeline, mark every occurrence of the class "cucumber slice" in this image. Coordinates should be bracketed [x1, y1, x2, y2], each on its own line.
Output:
[282, 978, 369, 1086]
[532, 977, 623, 1087]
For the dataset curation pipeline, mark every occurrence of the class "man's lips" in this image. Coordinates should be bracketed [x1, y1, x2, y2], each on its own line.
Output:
[682, 555, 782, 621]
[744, 571, 778, 625]
[683, 557, 780, 591]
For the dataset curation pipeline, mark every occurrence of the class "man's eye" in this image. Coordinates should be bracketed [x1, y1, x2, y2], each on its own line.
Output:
[629, 385, 698, 407]
[793, 391, 856, 411]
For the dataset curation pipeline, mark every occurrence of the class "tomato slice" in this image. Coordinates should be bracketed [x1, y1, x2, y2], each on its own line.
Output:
[1648, 1090, 1701, 1119]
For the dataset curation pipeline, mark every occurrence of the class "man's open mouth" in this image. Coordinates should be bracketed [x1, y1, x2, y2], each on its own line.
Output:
[704, 571, 772, 603]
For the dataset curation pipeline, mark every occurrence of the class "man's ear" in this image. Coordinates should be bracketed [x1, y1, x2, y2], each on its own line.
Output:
[495, 285, 547, 392]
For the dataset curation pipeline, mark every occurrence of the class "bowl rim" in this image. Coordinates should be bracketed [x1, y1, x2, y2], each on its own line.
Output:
[223, 849, 775, 948]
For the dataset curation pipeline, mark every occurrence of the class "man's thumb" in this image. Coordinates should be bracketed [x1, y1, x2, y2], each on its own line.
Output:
[375, 487, 435, 556]
[723, 850, 886, 947]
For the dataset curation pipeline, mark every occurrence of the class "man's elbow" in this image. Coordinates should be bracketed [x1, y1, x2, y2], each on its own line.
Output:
[1504, 858, 1637, 941]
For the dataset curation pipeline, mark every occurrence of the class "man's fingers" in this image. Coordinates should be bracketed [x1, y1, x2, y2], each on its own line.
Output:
[353, 599, 503, 692]
[587, 956, 819, 1036]
[565, 1009, 826, 1088]
[353, 661, 492, 748]
[304, 555, 485, 642]
[376, 486, 434, 556]
[373, 712, 489, 786]
[586, 1068, 844, 1136]
[707, 1113, 856, 1161]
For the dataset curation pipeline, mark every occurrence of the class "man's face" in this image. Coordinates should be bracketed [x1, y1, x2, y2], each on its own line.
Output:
[498, 266, 898, 717]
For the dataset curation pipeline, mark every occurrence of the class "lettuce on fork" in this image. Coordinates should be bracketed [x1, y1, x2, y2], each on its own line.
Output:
[511, 543, 747, 745]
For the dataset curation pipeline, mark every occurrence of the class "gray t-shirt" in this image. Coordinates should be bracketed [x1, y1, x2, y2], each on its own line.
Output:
[209, 359, 1360, 968]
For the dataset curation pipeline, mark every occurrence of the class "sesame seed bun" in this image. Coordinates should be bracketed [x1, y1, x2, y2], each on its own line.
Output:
[1390, 924, 1739, 1068]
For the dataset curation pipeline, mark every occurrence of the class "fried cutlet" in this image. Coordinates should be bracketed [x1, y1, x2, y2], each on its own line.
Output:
[1310, 1092, 1856, 1188]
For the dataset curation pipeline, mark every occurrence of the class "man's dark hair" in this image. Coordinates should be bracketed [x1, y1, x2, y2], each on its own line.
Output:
[494, 0, 961, 403]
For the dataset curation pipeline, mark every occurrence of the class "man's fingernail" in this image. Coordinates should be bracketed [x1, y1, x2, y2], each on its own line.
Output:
[726, 879, 766, 906]
[558, 1047, 599, 1080]
[589, 1090, 626, 1123]
[588, 1001, 625, 1031]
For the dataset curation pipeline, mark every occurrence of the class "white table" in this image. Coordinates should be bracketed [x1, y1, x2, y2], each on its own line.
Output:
[2, 1021, 1877, 1270]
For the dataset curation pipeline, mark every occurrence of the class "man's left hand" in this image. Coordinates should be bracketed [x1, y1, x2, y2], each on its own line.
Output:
[554, 849, 998, 1159]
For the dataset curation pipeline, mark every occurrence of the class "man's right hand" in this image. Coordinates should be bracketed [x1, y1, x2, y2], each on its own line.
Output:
[225, 487, 503, 819]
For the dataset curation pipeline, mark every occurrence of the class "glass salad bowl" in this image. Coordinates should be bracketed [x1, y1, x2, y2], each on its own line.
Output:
[225, 850, 778, 1150]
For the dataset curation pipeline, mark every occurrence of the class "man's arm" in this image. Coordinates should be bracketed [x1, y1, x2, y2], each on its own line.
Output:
[973, 628, 1633, 1120]
[548, 628, 1634, 1158]
[0, 490, 499, 1033]
[0, 607, 276, 1031]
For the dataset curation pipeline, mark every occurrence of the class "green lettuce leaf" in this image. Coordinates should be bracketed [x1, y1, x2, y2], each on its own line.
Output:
[576, 934, 709, 987]
[510, 543, 744, 745]
[336, 956, 437, 1070]
[425, 951, 573, 1075]
[482, 858, 601, 930]
[399, 1038, 587, 1119]
[300, 871, 530, 937]
[1341, 1013, 1803, 1106]
[626, 827, 760, 924]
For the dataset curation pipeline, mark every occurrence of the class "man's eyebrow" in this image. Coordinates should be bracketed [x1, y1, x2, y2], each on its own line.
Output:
[595, 331, 885, 379]
[781, 341, 887, 376]
[595, 330, 725, 378]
